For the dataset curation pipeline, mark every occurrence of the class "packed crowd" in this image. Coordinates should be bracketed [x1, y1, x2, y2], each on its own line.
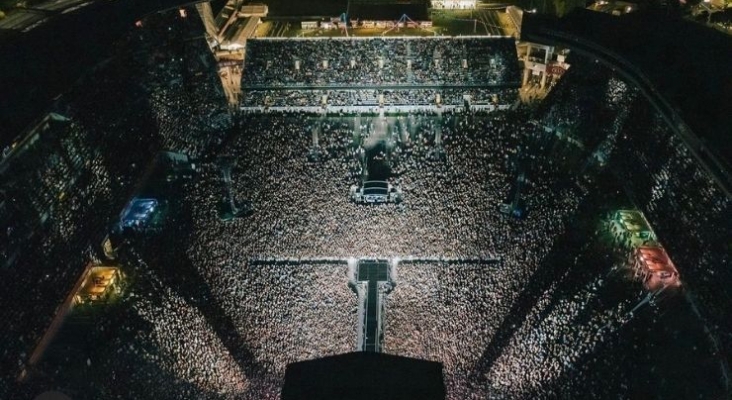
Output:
[185, 110, 539, 260]
[383, 254, 631, 400]
[0, 115, 121, 398]
[374, 108, 603, 398]
[0, 9, 231, 399]
[172, 103, 609, 399]
[72, 253, 358, 400]
[241, 88, 518, 109]
[3, 5, 730, 400]
[115, 262, 249, 399]
[610, 97, 732, 358]
[124, 10, 232, 159]
[179, 259, 358, 399]
[176, 53, 727, 398]
[538, 60, 637, 154]
[242, 37, 520, 88]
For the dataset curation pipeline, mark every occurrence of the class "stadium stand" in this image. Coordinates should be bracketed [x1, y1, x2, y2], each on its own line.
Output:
[239, 37, 521, 110]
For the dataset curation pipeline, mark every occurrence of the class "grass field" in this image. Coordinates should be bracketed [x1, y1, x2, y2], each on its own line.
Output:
[260, 8, 517, 39]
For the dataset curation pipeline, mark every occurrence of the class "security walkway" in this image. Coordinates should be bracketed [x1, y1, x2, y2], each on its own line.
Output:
[357, 260, 389, 352]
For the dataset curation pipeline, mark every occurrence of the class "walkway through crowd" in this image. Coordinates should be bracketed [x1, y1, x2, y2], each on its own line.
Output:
[357, 260, 389, 352]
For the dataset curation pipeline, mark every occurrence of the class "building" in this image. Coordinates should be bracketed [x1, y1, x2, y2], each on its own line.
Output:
[239, 4, 268, 17]
[195, 0, 268, 49]
[521, 42, 570, 90]
[431, 0, 478, 9]
[219, 16, 260, 50]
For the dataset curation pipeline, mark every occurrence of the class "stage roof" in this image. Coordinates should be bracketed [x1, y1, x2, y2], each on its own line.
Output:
[281, 352, 445, 400]
[638, 246, 677, 273]
[616, 210, 650, 233]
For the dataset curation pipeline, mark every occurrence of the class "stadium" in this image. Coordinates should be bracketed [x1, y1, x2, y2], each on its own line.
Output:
[0, 0, 731, 399]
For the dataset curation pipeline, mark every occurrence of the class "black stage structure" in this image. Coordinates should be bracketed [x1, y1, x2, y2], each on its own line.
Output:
[282, 352, 445, 400]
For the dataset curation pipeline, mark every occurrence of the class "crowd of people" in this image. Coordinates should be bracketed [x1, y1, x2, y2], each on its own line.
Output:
[242, 37, 520, 88]
[240, 36, 522, 111]
[185, 110, 543, 260]
[174, 99, 623, 398]
[609, 94, 732, 359]
[2, 5, 730, 400]
[383, 255, 631, 400]
[537, 60, 637, 155]
[119, 263, 250, 399]
[73, 252, 358, 400]
[0, 115, 126, 398]
[183, 260, 358, 399]
[0, 9, 232, 399]
[241, 88, 518, 109]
